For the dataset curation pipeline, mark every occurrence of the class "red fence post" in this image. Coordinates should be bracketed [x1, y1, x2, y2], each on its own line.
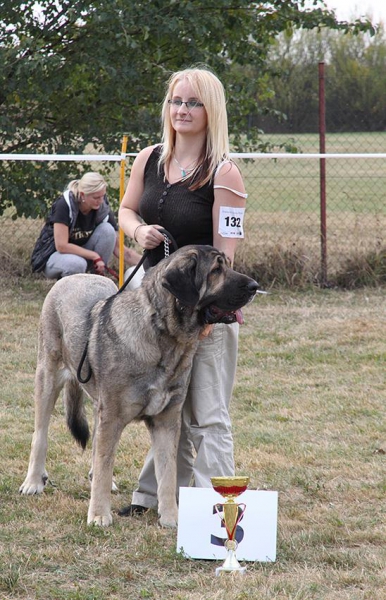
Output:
[319, 61, 327, 286]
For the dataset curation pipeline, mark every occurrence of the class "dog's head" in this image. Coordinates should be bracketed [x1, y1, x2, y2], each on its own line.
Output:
[161, 245, 260, 324]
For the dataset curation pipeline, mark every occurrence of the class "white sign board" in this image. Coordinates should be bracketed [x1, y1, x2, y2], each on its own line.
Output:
[176, 487, 278, 562]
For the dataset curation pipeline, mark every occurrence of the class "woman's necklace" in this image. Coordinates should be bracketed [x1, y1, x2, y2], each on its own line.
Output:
[173, 156, 197, 178]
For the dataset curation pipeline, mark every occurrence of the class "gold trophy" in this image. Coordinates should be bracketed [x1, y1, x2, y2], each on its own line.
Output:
[211, 476, 250, 575]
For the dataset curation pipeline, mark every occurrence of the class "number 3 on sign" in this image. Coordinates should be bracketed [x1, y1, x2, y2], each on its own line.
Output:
[218, 206, 245, 238]
[210, 503, 245, 548]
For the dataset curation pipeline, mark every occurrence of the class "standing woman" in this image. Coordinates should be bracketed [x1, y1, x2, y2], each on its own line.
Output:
[118, 66, 247, 515]
[31, 171, 140, 279]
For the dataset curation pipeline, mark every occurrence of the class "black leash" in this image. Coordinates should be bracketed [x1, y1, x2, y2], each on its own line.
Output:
[76, 228, 178, 384]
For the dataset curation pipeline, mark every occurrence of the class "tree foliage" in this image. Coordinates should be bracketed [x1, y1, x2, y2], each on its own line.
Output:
[259, 25, 386, 133]
[0, 0, 373, 217]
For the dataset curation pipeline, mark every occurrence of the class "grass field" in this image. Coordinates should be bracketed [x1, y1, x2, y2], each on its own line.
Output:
[1, 276, 385, 599]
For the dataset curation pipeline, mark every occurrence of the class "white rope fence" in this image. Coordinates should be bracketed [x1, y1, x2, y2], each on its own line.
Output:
[0, 154, 125, 162]
[1, 153, 386, 161]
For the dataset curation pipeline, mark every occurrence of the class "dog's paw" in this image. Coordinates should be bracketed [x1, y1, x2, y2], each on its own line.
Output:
[158, 514, 178, 529]
[87, 512, 113, 527]
[19, 473, 48, 495]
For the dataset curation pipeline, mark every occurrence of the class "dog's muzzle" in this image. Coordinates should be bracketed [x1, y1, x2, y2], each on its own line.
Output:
[203, 280, 267, 325]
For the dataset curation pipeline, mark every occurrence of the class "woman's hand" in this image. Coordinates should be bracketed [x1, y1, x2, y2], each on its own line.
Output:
[93, 255, 106, 274]
[199, 324, 214, 339]
[135, 224, 165, 249]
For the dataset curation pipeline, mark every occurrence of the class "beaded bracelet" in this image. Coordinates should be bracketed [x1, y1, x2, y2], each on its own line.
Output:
[134, 223, 146, 242]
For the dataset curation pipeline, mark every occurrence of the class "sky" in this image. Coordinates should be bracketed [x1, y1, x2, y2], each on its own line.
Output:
[322, 0, 386, 25]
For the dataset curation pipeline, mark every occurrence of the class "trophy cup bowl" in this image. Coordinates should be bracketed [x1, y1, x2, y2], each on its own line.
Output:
[211, 476, 250, 575]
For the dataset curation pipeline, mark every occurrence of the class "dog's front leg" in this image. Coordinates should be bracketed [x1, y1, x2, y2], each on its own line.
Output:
[88, 403, 118, 492]
[88, 408, 124, 527]
[150, 403, 182, 529]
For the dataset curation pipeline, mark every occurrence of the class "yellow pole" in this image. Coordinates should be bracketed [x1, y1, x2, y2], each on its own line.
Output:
[119, 135, 128, 287]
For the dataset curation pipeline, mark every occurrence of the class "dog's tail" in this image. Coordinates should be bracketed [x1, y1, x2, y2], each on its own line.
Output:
[63, 376, 90, 450]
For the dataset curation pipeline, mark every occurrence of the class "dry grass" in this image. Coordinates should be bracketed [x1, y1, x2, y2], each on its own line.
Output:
[2, 214, 386, 290]
[1, 277, 385, 599]
[2, 177, 385, 289]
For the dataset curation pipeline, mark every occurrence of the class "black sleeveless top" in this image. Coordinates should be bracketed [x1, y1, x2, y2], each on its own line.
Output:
[139, 146, 214, 267]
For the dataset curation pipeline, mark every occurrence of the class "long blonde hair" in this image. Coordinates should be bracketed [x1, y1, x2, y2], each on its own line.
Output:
[67, 172, 107, 200]
[159, 67, 230, 189]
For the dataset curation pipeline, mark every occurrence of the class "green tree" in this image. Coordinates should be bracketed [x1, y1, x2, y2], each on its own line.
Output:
[0, 0, 372, 217]
[327, 25, 386, 132]
[259, 24, 385, 134]
[257, 29, 330, 133]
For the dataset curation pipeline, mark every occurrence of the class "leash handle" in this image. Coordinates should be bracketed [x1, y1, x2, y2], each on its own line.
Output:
[116, 227, 178, 294]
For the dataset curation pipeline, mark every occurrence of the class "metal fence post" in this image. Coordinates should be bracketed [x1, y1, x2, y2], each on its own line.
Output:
[319, 61, 327, 286]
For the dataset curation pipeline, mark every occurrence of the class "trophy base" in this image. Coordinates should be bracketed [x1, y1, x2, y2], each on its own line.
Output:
[215, 545, 247, 576]
[216, 565, 247, 576]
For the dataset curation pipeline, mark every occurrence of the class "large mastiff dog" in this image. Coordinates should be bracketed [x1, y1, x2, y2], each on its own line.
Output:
[20, 245, 258, 528]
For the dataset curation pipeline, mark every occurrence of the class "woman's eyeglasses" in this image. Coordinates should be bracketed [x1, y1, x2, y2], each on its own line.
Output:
[168, 99, 204, 109]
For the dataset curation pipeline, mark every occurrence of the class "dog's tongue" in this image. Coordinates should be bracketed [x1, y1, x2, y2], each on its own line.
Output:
[204, 305, 245, 324]
[235, 309, 244, 324]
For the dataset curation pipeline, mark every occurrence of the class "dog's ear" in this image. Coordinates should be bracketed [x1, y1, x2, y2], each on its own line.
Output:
[162, 254, 200, 307]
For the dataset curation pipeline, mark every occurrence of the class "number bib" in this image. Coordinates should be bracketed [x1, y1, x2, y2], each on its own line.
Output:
[218, 206, 245, 238]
